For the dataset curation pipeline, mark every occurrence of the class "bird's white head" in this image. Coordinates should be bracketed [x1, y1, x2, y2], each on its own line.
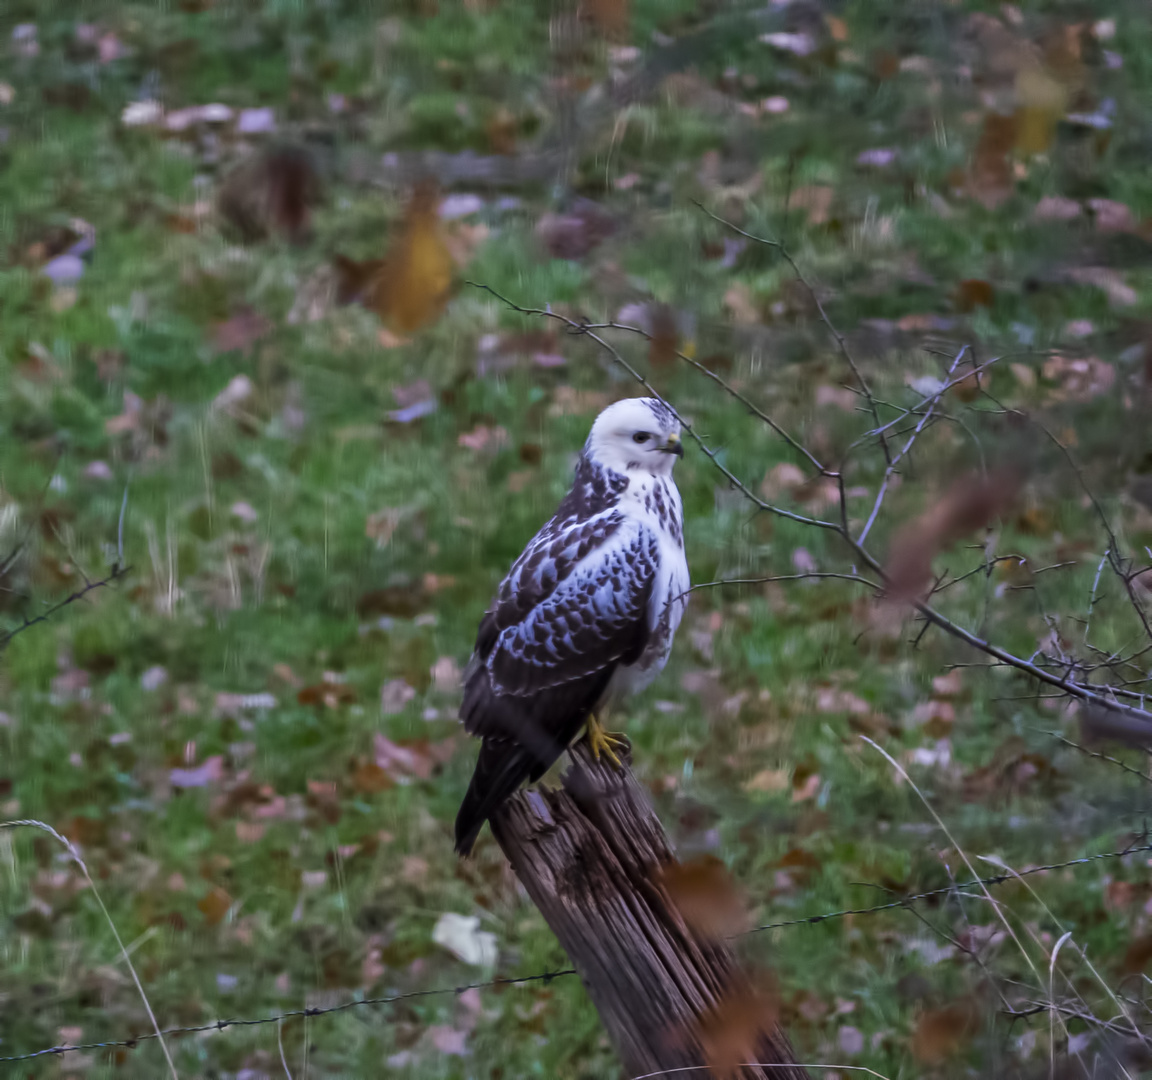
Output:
[585, 397, 683, 477]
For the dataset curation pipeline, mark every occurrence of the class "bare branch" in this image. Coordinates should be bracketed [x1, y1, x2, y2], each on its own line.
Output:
[669, 572, 880, 610]
[1034, 728, 1152, 786]
[586, 318, 830, 477]
[466, 281, 841, 533]
[851, 353, 1009, 451]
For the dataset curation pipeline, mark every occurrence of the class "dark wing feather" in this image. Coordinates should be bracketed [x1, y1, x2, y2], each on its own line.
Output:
[455, 516, 659, 854]
[463, 515, 657, 734]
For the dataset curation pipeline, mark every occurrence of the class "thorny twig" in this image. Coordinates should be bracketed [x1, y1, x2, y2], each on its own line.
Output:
[980, 394, 1152, 651]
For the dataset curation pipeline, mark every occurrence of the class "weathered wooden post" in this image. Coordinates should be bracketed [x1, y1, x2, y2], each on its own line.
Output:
[490, 743, 809, 1079]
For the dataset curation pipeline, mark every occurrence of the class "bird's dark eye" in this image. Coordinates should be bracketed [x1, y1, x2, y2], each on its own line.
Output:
[632, 432, 650, 444]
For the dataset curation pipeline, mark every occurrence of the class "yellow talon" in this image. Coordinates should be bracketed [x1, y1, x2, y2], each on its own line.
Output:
[585, 712, 628, 769]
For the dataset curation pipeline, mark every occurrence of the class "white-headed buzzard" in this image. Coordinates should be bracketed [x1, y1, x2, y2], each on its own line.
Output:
[455, 398, 690, 855]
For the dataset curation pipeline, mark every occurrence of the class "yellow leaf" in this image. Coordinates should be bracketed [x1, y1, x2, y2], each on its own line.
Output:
[369, 181, 455, 335]
[744, 768, 790, 793]
[1015, 65, 1067, 155]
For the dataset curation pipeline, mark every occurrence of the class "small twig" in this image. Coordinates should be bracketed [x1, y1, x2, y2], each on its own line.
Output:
[588, 318, 829, 477]
[630, 1066, 893, 1080]
[0, 564, 131, 652]
[670, 572, 881, 607]
[852, 354, 1009, 450]
[693, 200, 892, 465]
[860, 738, 1050, 991]
[117, 483, 130, 568]
[858, 347, 969, 544]
[991, 403, 1152, 649]
[980, 852, 1145, 1053]
[1036, 728, 1152, 785]
[466, 281, 841, 533]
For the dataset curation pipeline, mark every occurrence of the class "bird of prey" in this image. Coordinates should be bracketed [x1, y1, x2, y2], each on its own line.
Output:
[455, 397, 690, 855]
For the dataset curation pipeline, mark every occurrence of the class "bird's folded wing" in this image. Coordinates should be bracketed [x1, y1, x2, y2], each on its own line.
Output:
[486, 517, 659, 696]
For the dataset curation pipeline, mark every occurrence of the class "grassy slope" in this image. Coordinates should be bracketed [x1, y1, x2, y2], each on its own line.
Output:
[1, 1, 1152, 1077]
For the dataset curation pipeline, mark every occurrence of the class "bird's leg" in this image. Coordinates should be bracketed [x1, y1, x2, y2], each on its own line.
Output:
[584, 711, 629, 769]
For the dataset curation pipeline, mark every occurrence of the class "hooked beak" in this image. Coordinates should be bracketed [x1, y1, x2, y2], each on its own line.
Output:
[662, 432, 684, 458]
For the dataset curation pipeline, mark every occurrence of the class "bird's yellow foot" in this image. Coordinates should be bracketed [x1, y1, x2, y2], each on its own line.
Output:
[585, 713, 629, 769]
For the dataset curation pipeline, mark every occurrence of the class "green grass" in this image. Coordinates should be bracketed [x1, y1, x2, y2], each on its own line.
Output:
[3, 1, 1152, 1077]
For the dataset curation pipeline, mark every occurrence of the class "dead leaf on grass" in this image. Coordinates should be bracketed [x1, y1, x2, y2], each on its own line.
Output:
[912, 999, 981, 1063]
[217, 145, 320, 243]
[211, 308, 271, 355]
[198, 886, 233, 926]
[967, 112, 1017, 209]
[350, 760, 394, 795]
[297, 680, 357, 708]
[1122, 933, 1152, 977]
[954, 279, 995, 313]
[535, 199, 616, 259]
[648, 303, 679, 369]
[1015, 64, 1068, 155]
[723, 283, 761, 326]
[1065, 266, 1137, 308]
[432, 912, 497, 967]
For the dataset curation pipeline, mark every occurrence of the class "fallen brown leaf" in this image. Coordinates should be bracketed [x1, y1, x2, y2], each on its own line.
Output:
[217, 145, 320, 242]
[911, 999, 981, 1063]
[1122, 933, 1152, 977]
[197, 886, 233, 926]
[582, 0, 628, 40]
[350, 760, 394, 795]
[885, 470, 1023, 602]
[211, 308, 271, 356]
[968, 112, 1017, 209]
[954, 279, 995, 314]
[788, 185, 834, 225]
[535, 199, 615, 259]
[297, 681, 357, 708]
[692, 976, 781, 1080]
[1015, 64, 1067, 155]
[658, 855, 749, 938]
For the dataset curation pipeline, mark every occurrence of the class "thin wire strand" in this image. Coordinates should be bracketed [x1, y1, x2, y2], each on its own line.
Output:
[5, 841, 1152, 1064]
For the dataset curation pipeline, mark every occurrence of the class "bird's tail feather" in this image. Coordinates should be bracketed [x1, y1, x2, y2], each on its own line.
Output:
[454, 740, 535, 856]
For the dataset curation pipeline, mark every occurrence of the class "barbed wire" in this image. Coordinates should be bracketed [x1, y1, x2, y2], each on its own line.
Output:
[745, 839, 1152, 933]
[4, 839, 1151, 1065]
